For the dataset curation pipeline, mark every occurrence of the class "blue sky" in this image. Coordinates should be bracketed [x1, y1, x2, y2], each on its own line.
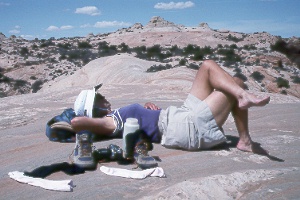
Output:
[0, 0, 299, 40]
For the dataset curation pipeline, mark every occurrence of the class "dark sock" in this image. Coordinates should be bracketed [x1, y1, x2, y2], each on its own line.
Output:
[24, 162, 86, 178]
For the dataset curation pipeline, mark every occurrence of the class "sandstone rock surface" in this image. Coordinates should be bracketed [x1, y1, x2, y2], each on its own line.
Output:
[1, 55, 300, 199]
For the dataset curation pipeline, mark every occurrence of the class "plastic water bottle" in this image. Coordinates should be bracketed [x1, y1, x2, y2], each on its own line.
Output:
[123, 118, 140, 159]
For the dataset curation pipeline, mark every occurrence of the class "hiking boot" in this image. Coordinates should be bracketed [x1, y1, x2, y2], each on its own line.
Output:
[73, 131, 95, 169]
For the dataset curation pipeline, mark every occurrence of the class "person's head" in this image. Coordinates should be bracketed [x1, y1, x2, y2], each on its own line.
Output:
[74, 84, 111, 118]
[92, 93, 111, 117]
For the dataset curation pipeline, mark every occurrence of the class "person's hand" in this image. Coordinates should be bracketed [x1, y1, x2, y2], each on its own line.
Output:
[144, 102, 160, 110]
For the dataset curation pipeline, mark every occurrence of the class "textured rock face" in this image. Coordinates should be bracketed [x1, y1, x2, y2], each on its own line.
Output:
[0, 32, 5, 40]
[145, 16, 179, 28]
[199, 22, 211, 29]
[2, 11, 300, 200]
[131, 23, 143, 29]
[0, 16, 299, 99]
[1, 17, 300, 199]
[1, 84, 300, 199]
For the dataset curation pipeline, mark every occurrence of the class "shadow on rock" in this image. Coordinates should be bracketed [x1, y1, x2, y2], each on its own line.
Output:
[211, 135, 285, 162]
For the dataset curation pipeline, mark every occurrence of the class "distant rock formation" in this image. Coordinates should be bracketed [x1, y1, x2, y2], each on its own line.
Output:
[0, 16, 299, 99]
[131, 23, 143, 29]
[199, 23, 210, 29]
[0, 32, 6, 41]
[218, 29, 230, 33]
[145, 16, 179, 28]
[125, 23, 144, 32]
[86, 33, 95, 39]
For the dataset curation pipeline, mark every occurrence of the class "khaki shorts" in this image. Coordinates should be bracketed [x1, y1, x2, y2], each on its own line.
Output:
[160, 94, 226, 150]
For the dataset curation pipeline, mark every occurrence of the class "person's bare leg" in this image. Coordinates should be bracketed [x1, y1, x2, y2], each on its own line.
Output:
[204, 77, 269, 154]
[228, 77, 251, 151]
[203, 90, 233, 127]
[190, 60, 270, 108]
[232, 98, 269, 154]
[232, 104, 251, 151]
[231, 78, 269, 154]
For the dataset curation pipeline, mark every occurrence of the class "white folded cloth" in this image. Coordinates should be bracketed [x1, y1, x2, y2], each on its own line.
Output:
[8, 171, 73, 192]
[100, 166, 166, 179]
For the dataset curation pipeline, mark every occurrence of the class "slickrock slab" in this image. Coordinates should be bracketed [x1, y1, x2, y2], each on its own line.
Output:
[0, 84, 299, 199]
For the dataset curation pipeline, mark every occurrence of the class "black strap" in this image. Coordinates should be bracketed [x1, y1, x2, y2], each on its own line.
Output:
[24, 162, 95, 178]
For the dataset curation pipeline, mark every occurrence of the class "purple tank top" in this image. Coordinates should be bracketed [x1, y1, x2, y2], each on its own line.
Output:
[110, 104, 161, 143]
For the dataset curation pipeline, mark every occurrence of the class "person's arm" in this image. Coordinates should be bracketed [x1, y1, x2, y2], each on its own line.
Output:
[144, 102, 160, 110]
[71, 116, 115, 136]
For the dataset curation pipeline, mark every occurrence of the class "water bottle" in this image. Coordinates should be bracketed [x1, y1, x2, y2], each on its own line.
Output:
[123, 118, 140, 159]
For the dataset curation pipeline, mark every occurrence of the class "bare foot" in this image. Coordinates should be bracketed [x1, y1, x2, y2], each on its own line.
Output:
[238, 92, 270, 109]
[237, 139, 252, 152]
[237, 140, 269, 155]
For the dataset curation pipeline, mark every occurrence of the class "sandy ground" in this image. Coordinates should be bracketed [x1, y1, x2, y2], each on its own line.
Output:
[1, 55, 300, 199]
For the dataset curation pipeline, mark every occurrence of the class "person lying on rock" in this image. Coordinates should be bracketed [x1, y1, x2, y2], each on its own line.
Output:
[71, 60, 270, 155]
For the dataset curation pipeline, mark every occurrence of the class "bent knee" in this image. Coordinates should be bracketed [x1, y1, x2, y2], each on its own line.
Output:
[200, 60, 222, 75]
[201, 60, 217, 69]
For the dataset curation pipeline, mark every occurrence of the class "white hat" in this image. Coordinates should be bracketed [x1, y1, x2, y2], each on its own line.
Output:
[74, 84, 102, 118]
